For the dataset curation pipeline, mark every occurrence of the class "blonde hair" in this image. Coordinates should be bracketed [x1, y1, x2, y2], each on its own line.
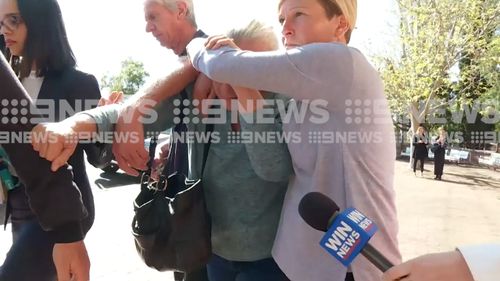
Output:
[416, 126, 425, 134]
[279, 0, 357, 43]
[226, 20, 279, 50]
[332, 0, 357, 34]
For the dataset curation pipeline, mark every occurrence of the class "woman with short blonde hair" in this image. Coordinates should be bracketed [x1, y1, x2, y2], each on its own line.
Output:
[187, 0, 401, 280]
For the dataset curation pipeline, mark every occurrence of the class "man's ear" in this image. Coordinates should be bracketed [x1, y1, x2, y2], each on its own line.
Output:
[176, 1, 188, 19]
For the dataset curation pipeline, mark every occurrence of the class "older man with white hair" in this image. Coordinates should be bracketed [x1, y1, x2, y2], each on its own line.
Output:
[143, 0, 199, 56]
[109, 0, 206, 179]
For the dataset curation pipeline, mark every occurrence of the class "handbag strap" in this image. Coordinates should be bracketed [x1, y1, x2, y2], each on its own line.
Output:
[200, 123, 214, 176]
[159, 122, 214, 180]
[141, 89, 188, 189]
[151, 96, 214, 191]
[140, 134, 158, 190]
[142, 30, 209, 189]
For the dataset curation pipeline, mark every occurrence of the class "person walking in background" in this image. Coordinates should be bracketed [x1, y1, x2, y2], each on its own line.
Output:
[412, 126, 428, 177]
[0, 0, 102, 279]
[432, 127, 448, 180]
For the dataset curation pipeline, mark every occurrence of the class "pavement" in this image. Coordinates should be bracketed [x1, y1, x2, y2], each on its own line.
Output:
[1, 159, 499, 280]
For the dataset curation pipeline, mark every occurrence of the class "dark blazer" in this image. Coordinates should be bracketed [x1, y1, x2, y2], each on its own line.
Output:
[0, 53, 100, 242]
[413, 134, 429, 159]
[32, 67, 102, 235]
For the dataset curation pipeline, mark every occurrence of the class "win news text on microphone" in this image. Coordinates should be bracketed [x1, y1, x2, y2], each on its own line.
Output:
[299, 192, 394, 272]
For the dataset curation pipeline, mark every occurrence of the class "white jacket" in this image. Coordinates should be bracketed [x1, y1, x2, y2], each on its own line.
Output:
[459, 244, 500, 281]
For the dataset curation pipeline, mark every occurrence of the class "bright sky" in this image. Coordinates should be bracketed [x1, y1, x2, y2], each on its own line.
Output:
[57, 0, 399, 86]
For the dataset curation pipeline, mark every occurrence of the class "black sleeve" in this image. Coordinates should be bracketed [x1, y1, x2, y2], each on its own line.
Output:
[0, 54, 86, 243]
[412, 136, 418, 145]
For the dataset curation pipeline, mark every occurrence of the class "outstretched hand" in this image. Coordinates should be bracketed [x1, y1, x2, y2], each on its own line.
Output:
[205, 35, 240, 50]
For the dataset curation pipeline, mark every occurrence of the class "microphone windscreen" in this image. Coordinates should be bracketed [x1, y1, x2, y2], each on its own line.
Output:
[299, 192, 340, 232]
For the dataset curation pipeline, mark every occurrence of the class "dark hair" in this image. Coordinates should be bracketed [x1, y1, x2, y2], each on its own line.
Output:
[14, 0, 76, 79]
[0, 34, 5, 54]
[1, 34, 18, 68]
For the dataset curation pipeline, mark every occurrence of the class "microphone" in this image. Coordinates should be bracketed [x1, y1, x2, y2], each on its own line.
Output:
[299, 192, 394, 272]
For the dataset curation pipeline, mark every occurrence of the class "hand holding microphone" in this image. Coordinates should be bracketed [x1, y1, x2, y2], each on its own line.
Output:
[384, 243, 500, 281]
[299, 192, 499, 281]
[381, 251, 475, 281]
[298, 192, 394, 272]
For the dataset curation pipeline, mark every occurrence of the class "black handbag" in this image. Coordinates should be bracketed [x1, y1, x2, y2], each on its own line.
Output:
[131, 92, 212, 272]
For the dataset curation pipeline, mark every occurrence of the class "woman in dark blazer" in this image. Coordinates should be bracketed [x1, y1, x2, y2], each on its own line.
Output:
[0, 0, 102, 279]
[432, 127, 448, 180]
[413, 126, 429, 176]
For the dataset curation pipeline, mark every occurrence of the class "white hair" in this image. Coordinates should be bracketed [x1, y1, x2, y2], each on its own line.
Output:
[226, 20, 279, 50]
[148, 0, 197, 27]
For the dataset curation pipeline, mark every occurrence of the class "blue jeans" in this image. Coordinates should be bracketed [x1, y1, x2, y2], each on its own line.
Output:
[207, 254, 289, 281]
[0, 187, 56, 281]
[0, 220, 56, 281]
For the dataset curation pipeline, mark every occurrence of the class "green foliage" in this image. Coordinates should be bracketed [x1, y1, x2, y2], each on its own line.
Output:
[101, 58, 150, 96]
[379, 0, 499, 143]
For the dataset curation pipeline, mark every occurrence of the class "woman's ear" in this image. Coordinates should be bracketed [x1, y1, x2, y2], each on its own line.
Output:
[335, 14, 350, 43]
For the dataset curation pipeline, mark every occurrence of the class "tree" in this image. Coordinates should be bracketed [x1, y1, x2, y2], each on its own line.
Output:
[379, 0, 499, 153]
[101, 58, 150, 96]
